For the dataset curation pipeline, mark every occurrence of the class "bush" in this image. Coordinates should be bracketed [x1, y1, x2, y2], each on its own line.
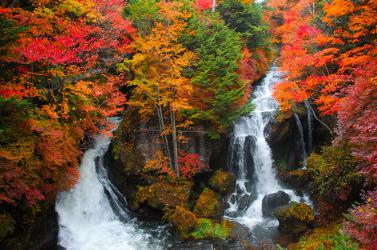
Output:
[194, 188, 221, 218]
[343, 190, 377, 249]
[168, 206, 197, 238]
[307, 145, 363, 202]
[209, 170, 235, 194]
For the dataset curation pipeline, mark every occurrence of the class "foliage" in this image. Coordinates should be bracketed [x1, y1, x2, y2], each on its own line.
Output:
[218, 0, 270, 49]
[307, 145, 363, 203]
[186, 20, 252, 134]
[179, 152, 208, 179]
[124, 0, 160, 35]
[208, 169, 235, 193]
[194, 188, 221, 217]
[133, 180, 193, 210]
[289, 223, 358, 250]
[343, 190, 377, 249]
[190, 218, 230, 240]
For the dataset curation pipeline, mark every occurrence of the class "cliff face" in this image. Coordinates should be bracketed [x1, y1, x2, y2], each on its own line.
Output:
[107, 108, 232, 215]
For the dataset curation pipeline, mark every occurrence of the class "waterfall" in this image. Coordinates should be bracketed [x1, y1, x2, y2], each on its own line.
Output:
[304, 100, 313, 154]
[56, 119, 164, 250]
[226, 67, 310, 230]
[293, 113, 308, 168]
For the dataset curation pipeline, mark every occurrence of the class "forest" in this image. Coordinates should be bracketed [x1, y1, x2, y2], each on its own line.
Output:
[0, 0, 376, 249]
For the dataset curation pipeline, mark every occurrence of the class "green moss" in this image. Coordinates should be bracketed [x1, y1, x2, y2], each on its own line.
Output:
[194, 188, 221, 218]
[209, 170, 235, 194]
[190, 219, 231, 240]
[168, 206, 198, 238]
[133, 180, 193, 210]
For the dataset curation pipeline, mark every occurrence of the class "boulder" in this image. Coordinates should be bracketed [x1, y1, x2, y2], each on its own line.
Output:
[133, 180, 193, 211]
[273, 202, 314, 235]
[277, 169, 310, 190]
[168, 206, 198, 238]
[262, 191, 291, 217]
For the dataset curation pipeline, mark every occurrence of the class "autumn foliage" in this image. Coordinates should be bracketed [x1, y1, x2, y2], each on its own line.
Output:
[0, 0, 133, 210]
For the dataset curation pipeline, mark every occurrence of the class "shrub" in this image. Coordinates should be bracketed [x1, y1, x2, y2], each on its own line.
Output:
[307, 145, 363, 202]
[209, 170, 235, 194]
[194, 188, 221, 218]
[343, 190, 377, 249]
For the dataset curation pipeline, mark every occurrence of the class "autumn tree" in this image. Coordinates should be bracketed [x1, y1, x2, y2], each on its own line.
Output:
[119, 1, 197, 176]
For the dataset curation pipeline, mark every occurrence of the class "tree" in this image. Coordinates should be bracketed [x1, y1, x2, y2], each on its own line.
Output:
[119, 1, 197, 176]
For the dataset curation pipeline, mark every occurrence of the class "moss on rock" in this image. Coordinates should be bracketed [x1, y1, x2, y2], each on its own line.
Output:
[274, 202, 314, 235]
[133, 180, 193, 210]
[168, 206, 198, 238]
[194, 188, 221, 218]
[190, 218, 231, 240]
[209, 170, 236, 194]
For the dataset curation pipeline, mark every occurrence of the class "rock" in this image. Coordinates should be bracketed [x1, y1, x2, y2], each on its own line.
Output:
[243, 136, 256, 179]
[209, 170, 236, 195]
[274, 202, 314, 235]
[237, 194, 250, 211]
[277, 169, 310, 190]
[194, 188, 222, 218]
[262, 191, 291, 217]
[168, 206, 198, 238]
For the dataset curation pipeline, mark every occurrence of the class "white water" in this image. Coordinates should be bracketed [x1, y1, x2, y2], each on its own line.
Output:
[226, 67, 311, 230]
[56, 119, 163, 250]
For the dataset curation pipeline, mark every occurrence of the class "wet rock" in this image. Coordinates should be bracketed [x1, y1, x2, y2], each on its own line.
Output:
[274, 202, 314, 235]
[262, 191, 291, 217]
[237, 194, 250, 211]
[243, 136, 256, 179]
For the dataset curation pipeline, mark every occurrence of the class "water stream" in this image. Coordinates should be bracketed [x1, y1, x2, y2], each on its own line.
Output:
[55, 119, 166, 250]
[226, 67, 311, 236]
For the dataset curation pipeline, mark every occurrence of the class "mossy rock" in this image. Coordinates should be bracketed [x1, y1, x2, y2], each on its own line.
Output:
[277, 169, 310, 189]
[194, 188, 221, 218]
[209, 170, 236, 194]
[133, 180, 193, 211]
[190, 218, 231, 240]
[274, 202, 314, 235]
[168, 206, 198, 238]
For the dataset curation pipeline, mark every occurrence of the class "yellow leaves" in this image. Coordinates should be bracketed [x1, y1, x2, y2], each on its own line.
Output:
[41, 104, 59, 119]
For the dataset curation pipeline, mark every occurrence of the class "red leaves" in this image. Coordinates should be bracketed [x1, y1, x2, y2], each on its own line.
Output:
[179, 152, 208, 179]
[194, 0, 213, 11]
[343, 190, 377, 249]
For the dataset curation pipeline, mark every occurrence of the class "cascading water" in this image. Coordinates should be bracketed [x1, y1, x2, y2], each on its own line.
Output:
[56, 119, 165, 250]
[293, 113, 308, 168]
[226, 67, 311, 233]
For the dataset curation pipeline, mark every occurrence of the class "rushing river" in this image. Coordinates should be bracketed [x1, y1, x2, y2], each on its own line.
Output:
[55, 119, 166, 250]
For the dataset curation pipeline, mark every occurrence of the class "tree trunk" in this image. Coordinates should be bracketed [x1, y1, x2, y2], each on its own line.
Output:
[170, 107, 180, 177]
[212, 0, 216, 13]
